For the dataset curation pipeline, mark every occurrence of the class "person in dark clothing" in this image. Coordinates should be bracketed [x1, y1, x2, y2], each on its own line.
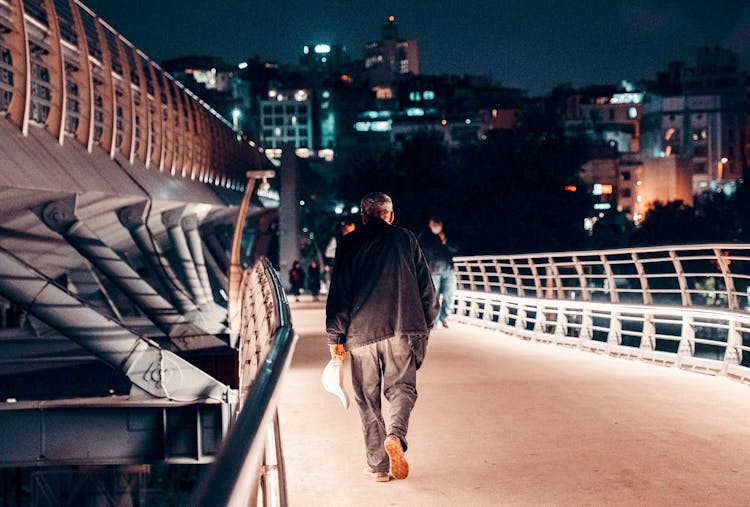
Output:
[307, 260, 322, 301]
[326, 192, 438, 482]
[288, 260, 305, 302]
[418, 217, 459, 327]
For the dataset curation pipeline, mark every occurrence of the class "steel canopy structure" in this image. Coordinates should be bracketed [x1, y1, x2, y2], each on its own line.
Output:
[0, 0, 280, 488]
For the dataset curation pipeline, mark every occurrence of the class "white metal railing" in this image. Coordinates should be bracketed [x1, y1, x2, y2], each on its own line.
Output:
[454, 244, 750, 384]
[194, 257, 297, 507]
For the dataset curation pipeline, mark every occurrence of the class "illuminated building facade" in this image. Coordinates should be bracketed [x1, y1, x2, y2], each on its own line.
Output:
[259, 88, 313, 157]
[640, 94, 748, 193]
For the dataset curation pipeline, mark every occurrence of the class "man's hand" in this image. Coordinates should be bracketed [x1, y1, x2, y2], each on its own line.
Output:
[438, 231, 447, 244]
[329, 344, 346, 361]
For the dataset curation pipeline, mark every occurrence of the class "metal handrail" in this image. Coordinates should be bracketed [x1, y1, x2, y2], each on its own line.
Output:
[453, 244, 750, 385]
[454, 244, 750, 312]
[193, 257, 297, 507]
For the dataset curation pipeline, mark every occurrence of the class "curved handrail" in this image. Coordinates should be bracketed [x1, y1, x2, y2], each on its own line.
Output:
[453, 244, 750, 385]
[454, 243, 750, 312]
[193, 257, 296, 507]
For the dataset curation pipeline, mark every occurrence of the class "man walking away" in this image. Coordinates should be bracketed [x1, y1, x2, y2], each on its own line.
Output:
[418, 217, 459, 328]
[326, 192, 438, 482]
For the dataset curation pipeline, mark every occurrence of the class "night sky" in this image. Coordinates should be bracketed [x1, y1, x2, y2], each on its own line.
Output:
[84, 0, 750, 96]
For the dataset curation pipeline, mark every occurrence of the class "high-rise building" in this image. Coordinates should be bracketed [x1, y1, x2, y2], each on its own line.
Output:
[364, 16, 419, 84]
[259, 89, 314, 158]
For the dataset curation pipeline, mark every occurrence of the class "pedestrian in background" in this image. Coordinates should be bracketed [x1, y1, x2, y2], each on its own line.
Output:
[288, 260, 305, 302]
[326, 192, 438, 482]
[418, 216, 459, 328]
[308, 260, 322, 301]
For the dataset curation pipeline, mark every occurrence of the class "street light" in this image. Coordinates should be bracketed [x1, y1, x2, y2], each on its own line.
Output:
[718, 157, 729, 181]
[232, 108, 241, 133]
[228, 169, 276, 338]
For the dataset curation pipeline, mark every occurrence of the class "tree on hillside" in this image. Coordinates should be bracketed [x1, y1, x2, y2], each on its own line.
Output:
[334, 112, 593, 255]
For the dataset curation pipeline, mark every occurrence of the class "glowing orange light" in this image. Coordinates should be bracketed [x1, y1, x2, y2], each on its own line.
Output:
[600, 184, 613, 195]
[564, 185, 577, 192]
[341, 74, 353, 83]
[441, 119, 447, 126]
[389, 15, 395, 22]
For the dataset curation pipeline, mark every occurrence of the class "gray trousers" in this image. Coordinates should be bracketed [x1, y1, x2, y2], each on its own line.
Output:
[349, 336, 418, 473]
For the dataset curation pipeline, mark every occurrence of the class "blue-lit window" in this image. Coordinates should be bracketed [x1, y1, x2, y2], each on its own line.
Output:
[409, 91, 421, 102]
[423, 91, 435, 100]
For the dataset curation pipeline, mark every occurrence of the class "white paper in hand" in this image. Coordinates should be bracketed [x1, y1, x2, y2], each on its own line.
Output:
[321, 358, 349, 409]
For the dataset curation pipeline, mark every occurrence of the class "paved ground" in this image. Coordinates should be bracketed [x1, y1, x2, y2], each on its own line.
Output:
[278, 301, 750, 506]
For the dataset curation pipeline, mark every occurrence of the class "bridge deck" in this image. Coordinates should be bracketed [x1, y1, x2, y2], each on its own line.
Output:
[279, 301, 750, 506]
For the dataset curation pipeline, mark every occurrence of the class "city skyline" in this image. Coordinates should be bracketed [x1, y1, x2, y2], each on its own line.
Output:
[83, 0, 750, 95]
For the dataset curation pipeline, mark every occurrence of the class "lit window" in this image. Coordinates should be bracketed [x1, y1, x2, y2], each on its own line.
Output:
[627, 107, 637, 119]
[423, 91, 435, 100]
[409, 91, 421, 102]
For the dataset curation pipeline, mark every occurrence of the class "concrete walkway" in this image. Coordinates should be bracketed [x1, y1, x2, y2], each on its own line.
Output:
[278, 301, 750, 506]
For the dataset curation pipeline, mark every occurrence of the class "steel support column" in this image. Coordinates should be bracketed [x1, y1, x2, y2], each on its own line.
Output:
[182, 214, 214, 303]
[40, 198, 226, 350]
[162, 208, 209, 308]
[0, 247, 229, 401]
[118, 203, 197, 314]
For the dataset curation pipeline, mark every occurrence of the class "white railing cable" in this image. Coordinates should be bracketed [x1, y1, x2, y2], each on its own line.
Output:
[454, 244, 750, 384]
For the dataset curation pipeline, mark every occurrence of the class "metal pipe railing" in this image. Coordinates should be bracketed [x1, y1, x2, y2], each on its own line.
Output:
[454, 244, 750, 312]
[453, 244, 750, 385]
[193, 257, 297, 507]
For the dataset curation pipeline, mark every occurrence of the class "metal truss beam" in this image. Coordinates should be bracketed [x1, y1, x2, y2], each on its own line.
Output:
[0, 397, 232, 467]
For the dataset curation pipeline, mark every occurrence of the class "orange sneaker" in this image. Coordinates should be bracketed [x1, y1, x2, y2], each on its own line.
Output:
[362, 467, 389, 482]
[384, 436, 409, 480]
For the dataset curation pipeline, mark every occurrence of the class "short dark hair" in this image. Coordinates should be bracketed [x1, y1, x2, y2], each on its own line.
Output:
[360, 192, 393, 219]
[429, 216, 443, 224]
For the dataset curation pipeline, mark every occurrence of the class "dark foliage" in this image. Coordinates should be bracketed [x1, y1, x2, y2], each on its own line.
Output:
[335, 111, 592, 255]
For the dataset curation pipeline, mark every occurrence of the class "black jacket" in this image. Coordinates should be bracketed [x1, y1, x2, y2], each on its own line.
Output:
[417, 230, 459, 274]
[326, 218, 438, 349]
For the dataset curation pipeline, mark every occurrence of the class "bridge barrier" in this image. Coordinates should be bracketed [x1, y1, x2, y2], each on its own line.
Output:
[194, 257, 297, 507]
[454, 244, 750, 384]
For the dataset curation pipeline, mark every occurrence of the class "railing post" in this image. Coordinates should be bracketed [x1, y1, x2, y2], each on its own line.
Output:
[714, 248, 738, 311]
[677, 315, 695, 365]
[579, 307, 593, 341]
[607, 311, 622, 347]
[573, 256, 590, 301]
[469, 297, 480, 321]
[723, 319, 742, 373]
[480, 260, 490, 293]
[669, 250, 692, 307]
[601, 254, 619, 304]
[631, 252, 652, 305]
[529, 260, 544, 299]
[483, 298, 495, 326]
[554, 306, 567, 338]
[533, 303, 546, 334]
[510, 258, 524, 297]
[498, 300, 509, 326]
[516, 304, 527, 332]
[495, 259, 507, 295]
[548, 257, 565, 300]
[640, 313, 655, 352]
